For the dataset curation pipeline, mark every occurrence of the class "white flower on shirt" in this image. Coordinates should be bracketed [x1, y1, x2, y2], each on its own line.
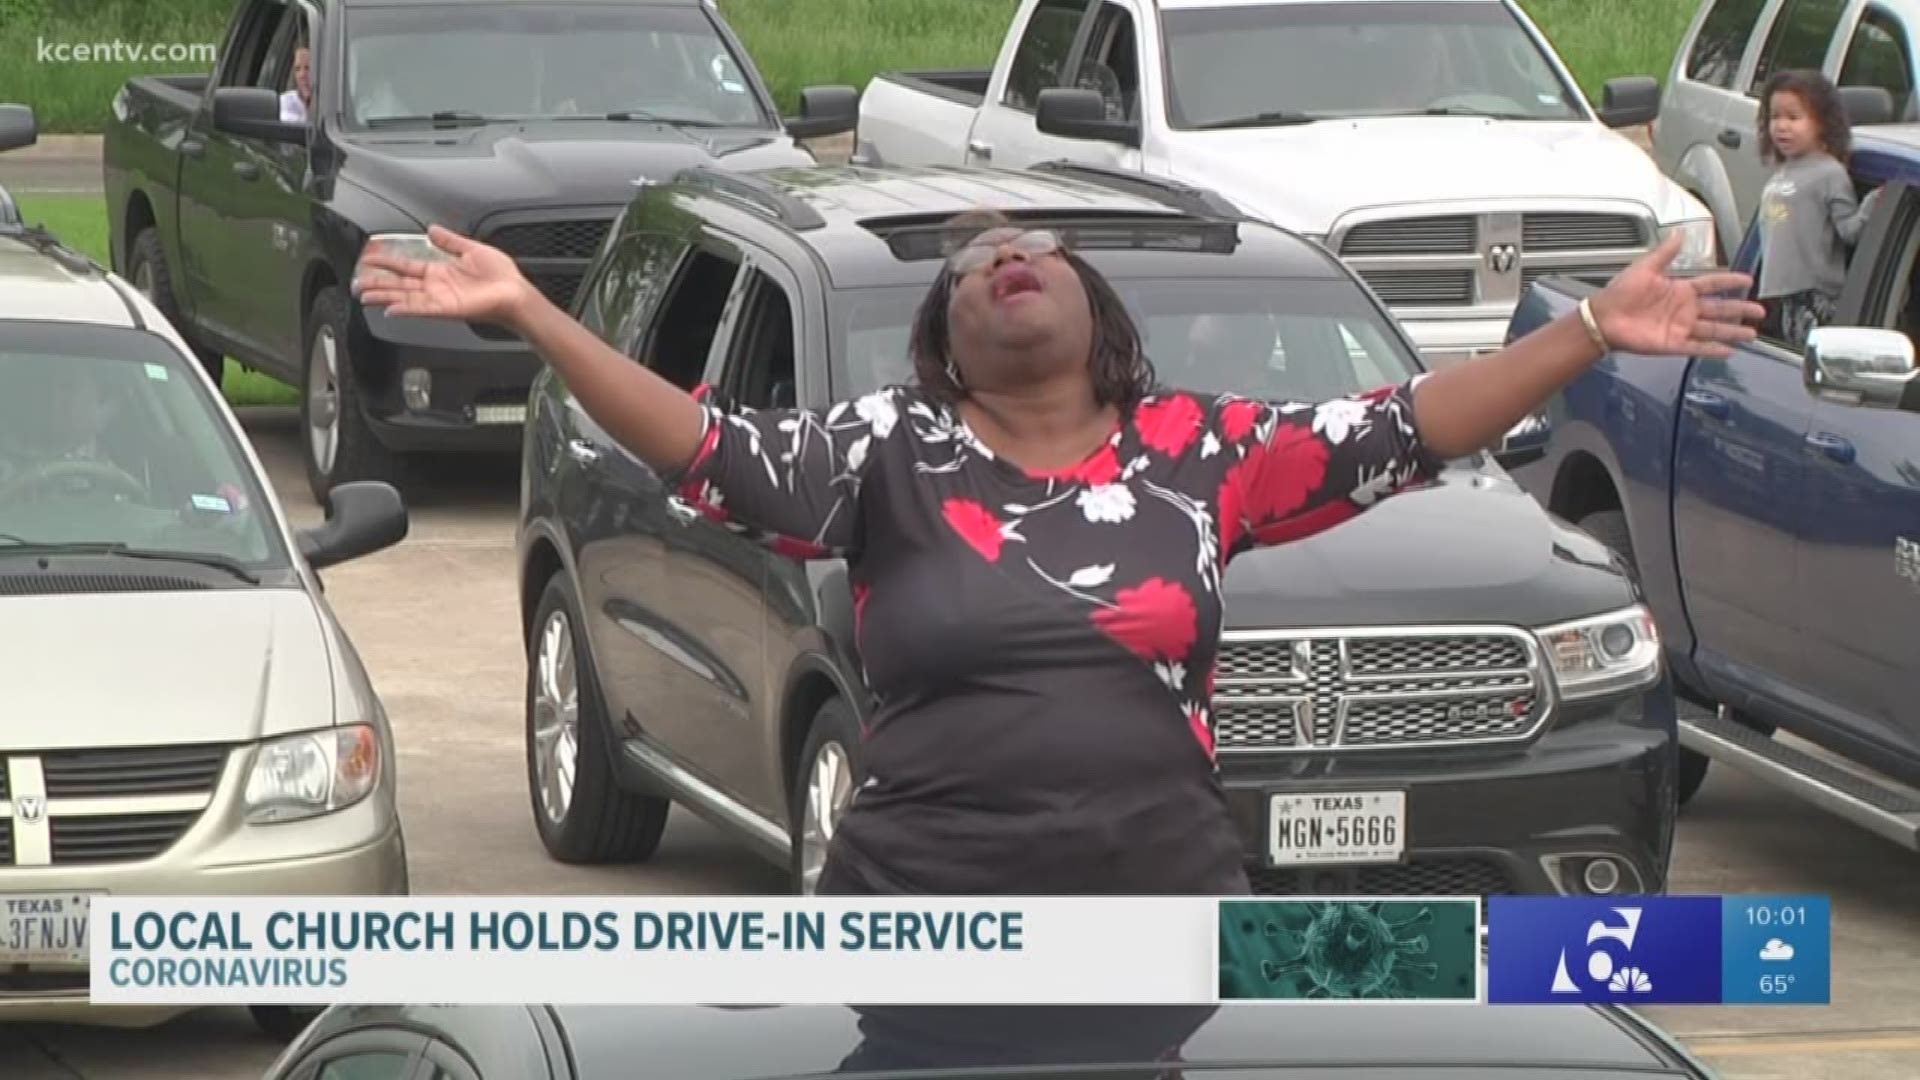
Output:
[1154, 662, 1187, 692]
[1313, 397, 1371, 444]
[855, 390, 899, 439]
[1077, 483, 1136, 523]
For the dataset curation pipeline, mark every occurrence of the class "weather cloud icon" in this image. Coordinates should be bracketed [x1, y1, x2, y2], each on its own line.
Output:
[1760, 939, 1795, 962]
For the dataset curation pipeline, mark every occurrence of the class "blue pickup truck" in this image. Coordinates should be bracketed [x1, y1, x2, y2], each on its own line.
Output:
[1510, 88, 1920, 851]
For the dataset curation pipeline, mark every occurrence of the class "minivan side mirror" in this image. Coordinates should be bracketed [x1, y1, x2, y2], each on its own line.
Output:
[1804, 325, 1918, 411]
[298, 481, 409, 570]
[212, 86, 306, 144]
[0, 103, 37, 153]
[786, 85, 859, 141]
[1839, 85, 1895, 127]
[1037, 88, 1140, 147]
[1598, 76, 1660, 129]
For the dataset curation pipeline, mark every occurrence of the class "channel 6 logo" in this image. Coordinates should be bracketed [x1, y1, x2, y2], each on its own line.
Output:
[1487, 897, 1723, 1004]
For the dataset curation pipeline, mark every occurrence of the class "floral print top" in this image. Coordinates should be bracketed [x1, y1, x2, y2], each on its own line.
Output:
[671, 375, 1441, 895]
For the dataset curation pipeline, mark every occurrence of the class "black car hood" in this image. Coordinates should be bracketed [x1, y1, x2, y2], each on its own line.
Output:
[336, 120, 817, 231]
[1222, 461, 1633, 630]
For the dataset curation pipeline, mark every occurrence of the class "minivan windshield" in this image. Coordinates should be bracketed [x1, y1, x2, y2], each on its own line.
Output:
[833, 276, 1421, 403]
[0, 322, 286, 574]
[344, 3, 769, 129]
[1161, 1, 1585, 128]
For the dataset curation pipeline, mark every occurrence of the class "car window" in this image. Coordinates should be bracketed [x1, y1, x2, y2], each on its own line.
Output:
[316, 1052, 416, 1080]
[1073, 3, 1142, 121]
[1839, 5, 1916, 119]
[833, 276, 1420, 403]
[720, 271, 798, 410]
[0, 323, 288, 571]
[1687, 0, 1770, 89]
[638, 245, 739, 390]
[219, 0, 295, 89]
[1003, 0, 1092, 111]
[1749, 0, 1849, 95]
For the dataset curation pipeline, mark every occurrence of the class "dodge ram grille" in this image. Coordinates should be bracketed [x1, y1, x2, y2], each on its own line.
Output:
[0, 744, 229, 866]
[1339, 210, 1651, 308]
[1210, 628, 1549, 752]
[479, 215, 616, 313]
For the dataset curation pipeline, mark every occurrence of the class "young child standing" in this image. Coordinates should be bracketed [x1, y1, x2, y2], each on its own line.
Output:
[1755, 69, 1881, 346]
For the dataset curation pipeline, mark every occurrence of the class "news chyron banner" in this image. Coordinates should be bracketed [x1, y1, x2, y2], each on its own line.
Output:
[51, 894, 1828, 1006]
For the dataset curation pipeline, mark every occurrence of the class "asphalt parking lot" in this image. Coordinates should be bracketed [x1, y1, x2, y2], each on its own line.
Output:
[0, 409, 1913, 1080]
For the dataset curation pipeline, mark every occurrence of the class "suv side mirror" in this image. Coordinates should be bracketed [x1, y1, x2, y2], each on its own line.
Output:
[1037, 88, 1140, 147]
[298, 481, 409, 570]
[786, 85, 859, 140]
[1493, 412, 1553, 469]
[1840, 85, 1895, 127]
[213, 86, 306, 144]
[1598, 76, 1660, 129]
[0, 103, 36, 152]
[1805, 326, 1918, 411]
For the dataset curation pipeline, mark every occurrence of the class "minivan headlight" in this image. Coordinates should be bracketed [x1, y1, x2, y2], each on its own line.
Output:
[244, 724, 379, 823]
[1536, 605, 1662, 700]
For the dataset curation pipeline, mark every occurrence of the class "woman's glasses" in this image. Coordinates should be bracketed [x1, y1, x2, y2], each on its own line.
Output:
[945, 228, 1062, 275]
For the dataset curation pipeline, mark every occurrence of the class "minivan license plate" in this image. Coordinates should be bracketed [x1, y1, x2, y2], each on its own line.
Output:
[1269, 792, 1406, 865]
[1, 893, 91, 965]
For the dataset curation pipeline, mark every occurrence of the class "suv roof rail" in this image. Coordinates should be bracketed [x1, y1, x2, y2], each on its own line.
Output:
[670, 165, 827, 231]
[1028, 161, 1246, 221]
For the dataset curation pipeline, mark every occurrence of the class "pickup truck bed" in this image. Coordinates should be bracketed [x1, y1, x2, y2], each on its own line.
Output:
[856, 70, 988, 166]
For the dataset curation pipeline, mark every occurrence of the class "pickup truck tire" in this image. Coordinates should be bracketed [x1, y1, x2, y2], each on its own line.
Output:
[525, 571, 672, 864]
[126, 228, 225, 388]
[790, 696, 863, 896]
[301, 286, 401, 502]
[1576, 507, 1712, 806]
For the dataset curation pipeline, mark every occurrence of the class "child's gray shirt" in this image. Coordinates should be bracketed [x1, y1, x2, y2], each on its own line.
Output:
[1757, 152, 1876, 300]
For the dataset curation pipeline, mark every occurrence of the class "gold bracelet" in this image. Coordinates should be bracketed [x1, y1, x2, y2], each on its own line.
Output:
[1576, 296, 1610, 353]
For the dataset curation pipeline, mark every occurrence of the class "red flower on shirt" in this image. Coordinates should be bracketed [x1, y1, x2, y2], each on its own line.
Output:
[943, 498, 1005, 562]
[1135, 394, 1205, 457]
[770, 535, 831, 560]
[1217, 399, 1264, 446]
[1092, 577, 1198, 662]
[1241, 421, 1331, 526]
[852, 582, 871, 643]
[1216, 470, 1246, 563]
[1186, 703, 1215, 758]
[1051, 443, 1121, 485]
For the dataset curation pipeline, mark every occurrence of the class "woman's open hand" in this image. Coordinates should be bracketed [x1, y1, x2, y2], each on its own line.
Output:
[353, 225, 535, 327]
[1588, 230, 1768, 359]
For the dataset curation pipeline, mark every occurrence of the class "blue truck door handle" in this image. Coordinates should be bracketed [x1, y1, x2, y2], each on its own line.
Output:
[1682, 389, 1730, 420]
[1804, 431, 1856, 463]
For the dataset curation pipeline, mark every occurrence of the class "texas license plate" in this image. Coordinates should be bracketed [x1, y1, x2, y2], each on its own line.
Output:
[1268, 791, 1407, 865]
[1, 892, 92, 965]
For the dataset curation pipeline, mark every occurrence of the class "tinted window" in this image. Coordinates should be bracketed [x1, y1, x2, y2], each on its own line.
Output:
[1161, 1, 1582, 128]
[1839, 7, 1916, 119]
[642, 247, 739, 389]
[1003, 0, 1091, 111]
[316, 1052, 415, 1080]
[0, 322, 287, 570]
[1686, 0, 1769, 88]
[1750, 0, 1849, 93]
[722, 273, 797, 410]
[834, 277, 1419, 402]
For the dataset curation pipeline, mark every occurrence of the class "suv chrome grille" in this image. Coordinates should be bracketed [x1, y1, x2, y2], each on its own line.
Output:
[1338, 210, 1650, 309]
[1212, 628, 1548, 752]
[0, 744, 229, 867]
[478, 213, 617, 313]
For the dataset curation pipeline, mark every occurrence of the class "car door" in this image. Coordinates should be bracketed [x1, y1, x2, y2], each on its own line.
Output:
[242, 1, 323, 361]
[1659, 0, 1778, 249]
[1795, 181, 1920, 763]
[176, 0, 286, 351]
[1836, 2, 1920, 122]
[967, 0, 1114, 170]
[1725, 0, 1853, 221]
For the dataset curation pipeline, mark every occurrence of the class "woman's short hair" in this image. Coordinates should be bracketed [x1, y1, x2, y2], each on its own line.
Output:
[907, 208, 1157, 410]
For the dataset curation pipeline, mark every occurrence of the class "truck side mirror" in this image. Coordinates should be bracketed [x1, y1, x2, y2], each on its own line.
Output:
[786, 85, 859, 140]
[0, 103, 36, 152]
[1804, 326, 1918, 411]
[1037, 88, 1140, 148]
[1839, 85, 1895, 127]
[1597, 77, 1660, 129]
[212, 86, 306, 144]
[1493, 412, 1553, 469]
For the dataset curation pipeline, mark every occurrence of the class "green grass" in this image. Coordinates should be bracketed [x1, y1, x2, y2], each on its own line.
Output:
[1, 0, 1693, 132]
[11, 191, 300, 408]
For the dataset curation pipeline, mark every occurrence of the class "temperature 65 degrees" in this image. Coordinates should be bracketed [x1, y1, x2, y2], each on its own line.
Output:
[1759, 974, 1796, 994]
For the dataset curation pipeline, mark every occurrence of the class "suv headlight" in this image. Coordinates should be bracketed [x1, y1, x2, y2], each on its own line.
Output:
[244, 724, 380, 824]
[1536, 605, 1662, 700]
[1659, 219, 1718, 269]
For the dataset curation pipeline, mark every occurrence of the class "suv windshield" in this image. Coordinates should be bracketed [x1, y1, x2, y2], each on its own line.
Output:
[344, 3, 769, 128]
[0, 322, 285, 573]
[834, 276, 1421, 403]
[1161, 1, 1584, 128]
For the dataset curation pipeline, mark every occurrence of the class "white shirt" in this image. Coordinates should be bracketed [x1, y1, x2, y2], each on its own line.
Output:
[280, 91, 308, 123]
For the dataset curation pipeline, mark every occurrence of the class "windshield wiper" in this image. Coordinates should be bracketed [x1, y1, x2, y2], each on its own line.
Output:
[0, 540, 259, 583]
[364, 110, 493, 128]
[1190, 110, 1322, 131]
[1413, 105, 1544, 120]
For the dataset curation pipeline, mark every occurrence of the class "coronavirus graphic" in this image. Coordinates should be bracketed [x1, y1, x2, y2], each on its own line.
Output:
[1244, 902, 1439, 998]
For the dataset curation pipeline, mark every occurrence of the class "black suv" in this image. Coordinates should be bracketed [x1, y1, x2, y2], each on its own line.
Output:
[516, 162, 1680, 897]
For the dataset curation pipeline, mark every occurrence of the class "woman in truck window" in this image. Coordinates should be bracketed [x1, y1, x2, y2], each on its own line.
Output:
[280, 44, 311, 123]
[1756, 69, 1884, 347]
[354, 213, 1761, 897]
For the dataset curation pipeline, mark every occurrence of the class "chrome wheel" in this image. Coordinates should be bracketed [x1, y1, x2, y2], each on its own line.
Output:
[799, 740, 852, 895]
[531, 609, 581, 825]
[306, 325, 340, 478]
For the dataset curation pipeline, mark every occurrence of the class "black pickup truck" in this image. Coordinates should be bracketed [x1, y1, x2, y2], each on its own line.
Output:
[102, 0, 856, 499]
